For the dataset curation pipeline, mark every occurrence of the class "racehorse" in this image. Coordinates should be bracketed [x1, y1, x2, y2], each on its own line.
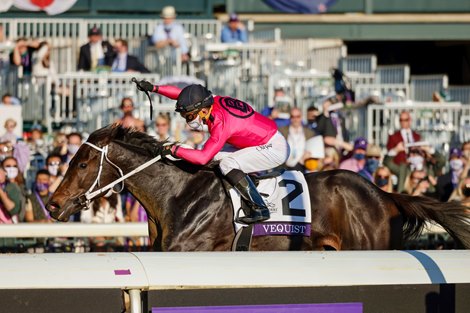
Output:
[47, 125, 470, 251]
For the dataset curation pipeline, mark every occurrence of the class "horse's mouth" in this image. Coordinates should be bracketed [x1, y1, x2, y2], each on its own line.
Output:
[47, 201, 74, 222]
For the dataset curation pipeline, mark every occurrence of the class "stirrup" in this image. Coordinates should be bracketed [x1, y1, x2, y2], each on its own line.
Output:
[235, 207, 270, 225]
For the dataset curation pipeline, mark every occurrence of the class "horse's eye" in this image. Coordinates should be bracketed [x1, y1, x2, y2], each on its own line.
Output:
[79, 163, 87, 169]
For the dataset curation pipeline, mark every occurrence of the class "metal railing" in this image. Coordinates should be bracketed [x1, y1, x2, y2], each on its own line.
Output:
[249, 27, 281, 43]
[448, 85, 470, 104]
[354, 83, 409, 102]
[366, 101, 463, 150]
[410, 74, 449, 102]
[16, 72, 160, 132]
[376, 64, 410, 84]
[339, 54, 377, 74]
[310, 44, 347, 72]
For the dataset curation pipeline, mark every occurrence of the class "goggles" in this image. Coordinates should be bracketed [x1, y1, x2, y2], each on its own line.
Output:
[180, 110, 200, 123]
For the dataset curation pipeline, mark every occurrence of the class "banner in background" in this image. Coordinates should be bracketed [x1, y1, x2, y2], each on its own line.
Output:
[263, 0, 338, 14]
[0, 0, 77, 15]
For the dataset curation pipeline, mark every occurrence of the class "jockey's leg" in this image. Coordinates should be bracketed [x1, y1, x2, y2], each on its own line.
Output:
[219, 131, 290, 224]
[226, 168, 270, 224]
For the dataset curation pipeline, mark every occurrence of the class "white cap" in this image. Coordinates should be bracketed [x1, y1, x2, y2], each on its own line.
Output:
[161, 6, 176, 18]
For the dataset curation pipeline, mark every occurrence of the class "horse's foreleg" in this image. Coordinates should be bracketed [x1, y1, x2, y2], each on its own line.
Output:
[146, 216, 160, 251]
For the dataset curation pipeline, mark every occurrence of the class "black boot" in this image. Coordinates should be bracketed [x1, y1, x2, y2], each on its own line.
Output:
[226, 169, 270, 224]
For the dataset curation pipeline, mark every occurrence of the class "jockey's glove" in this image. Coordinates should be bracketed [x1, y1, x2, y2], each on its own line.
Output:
[161, 143, 178, 158]
[136, 80, 157, 93]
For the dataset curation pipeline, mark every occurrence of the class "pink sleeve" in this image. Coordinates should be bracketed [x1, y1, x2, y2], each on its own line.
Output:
[156, 85, 182, 100]
[174, 120, 228, 165]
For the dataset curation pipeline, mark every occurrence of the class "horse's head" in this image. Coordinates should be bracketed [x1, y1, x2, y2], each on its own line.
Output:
[47, 128, 126, 221]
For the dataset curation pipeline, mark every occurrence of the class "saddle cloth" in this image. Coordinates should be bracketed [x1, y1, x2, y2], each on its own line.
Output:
[229, 170, 311, 237]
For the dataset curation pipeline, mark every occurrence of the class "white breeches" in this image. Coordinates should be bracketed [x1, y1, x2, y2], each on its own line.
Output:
[215, 131, 290, 175]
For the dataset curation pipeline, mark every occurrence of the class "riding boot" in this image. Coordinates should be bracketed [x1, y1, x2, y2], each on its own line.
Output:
[226, 169, 270, 224]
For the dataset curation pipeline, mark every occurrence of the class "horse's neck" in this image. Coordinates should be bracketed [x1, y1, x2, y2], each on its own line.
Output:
[118, 158, 234, 250]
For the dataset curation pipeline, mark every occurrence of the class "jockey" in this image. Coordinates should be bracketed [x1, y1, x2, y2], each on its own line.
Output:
[136, 80, 290, 224]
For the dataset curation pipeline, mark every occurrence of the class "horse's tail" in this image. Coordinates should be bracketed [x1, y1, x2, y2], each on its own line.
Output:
[390, 193, 470, 248]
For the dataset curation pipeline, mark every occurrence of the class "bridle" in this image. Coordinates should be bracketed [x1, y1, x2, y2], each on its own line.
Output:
[74, 141, 162, 209]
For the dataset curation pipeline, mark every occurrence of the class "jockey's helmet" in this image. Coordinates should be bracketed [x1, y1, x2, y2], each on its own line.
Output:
[175, 84, 213, 114]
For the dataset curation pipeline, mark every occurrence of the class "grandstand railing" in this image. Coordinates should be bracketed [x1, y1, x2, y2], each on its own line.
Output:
[376, 64, 410, 84]
[204, 42, 282, 109]
[354, 83, 409, 103]
[2, 18, 222, 74]
[42, 72, 160, 132]
[410, 74, 449, 102]
[266, 71, 333, 117]
[310, 43, 347, 72]
[249, 27, 281, 43]
[448, 85, 470, 105]
[339, 54, 377, 74]
[367, 101, 463, 151]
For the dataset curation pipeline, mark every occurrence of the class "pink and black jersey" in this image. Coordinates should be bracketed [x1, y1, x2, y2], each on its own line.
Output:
[157, 85, 278, 165]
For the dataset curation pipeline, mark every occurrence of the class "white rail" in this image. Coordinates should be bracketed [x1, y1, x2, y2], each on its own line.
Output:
[0, 222, 148, 238]
[1, 250, 469, 313]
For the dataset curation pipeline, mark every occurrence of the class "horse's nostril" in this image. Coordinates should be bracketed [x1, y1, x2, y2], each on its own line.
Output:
[47, 201, 60, 212]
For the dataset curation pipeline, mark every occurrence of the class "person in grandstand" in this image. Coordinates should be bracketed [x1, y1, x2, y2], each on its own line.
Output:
[111, 39, 149, 73]
[151, 6, 189, 62]
[77, 26, 115, 71]
[384, 144, 445, 194]
[221, 13, 248, 43]
[25, 170, 52, 223]
[386, 110, 421, 166]
[9, 37, 39, 76]
[135, 80, 290, 224]
[358, 144, 382, 182]
[339, 137, 368, 173]
[279, 107, 315, 172]
[115, 97, 145, 131]
[436, 148, 467, 202]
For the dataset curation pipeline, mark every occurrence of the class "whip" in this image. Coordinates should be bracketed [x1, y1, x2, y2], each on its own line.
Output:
[131, 77, 154, 120]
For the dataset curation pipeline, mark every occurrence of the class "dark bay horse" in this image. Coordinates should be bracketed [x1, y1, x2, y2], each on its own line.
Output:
[47, 125, 470, 251]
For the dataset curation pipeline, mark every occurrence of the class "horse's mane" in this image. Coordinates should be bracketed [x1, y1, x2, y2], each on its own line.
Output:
[88, 124, 166, 157]
[87, 124, 217, 173]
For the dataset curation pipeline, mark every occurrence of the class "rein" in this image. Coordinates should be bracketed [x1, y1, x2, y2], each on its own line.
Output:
[76, 141, 162, 209]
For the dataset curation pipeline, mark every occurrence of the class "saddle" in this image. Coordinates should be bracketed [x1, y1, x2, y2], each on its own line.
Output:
[224, 170, 312, 251]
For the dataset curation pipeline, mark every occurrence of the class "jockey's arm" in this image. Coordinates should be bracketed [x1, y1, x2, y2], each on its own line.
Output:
[173, 121, 227, 165]
[153, 85, 181, 100]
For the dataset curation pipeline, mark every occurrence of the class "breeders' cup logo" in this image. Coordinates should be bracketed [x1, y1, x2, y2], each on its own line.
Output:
[219, 97, 254, 118]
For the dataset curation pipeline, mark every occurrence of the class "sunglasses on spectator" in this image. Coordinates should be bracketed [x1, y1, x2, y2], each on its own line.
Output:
[377, 175, 389, 179]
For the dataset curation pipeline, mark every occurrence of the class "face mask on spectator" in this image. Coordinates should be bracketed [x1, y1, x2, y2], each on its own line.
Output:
[449, 159, 464, 172]
[35, 182, 49, 193]
[48, 164, 59, 176]
[67, 144, 80, 155]
[353, 153, 366, 161]
[365, 158, 379, 173]
[375, 177, 389, 187]
[408, 155, 424, 171]
[5, 167, 18, 180]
